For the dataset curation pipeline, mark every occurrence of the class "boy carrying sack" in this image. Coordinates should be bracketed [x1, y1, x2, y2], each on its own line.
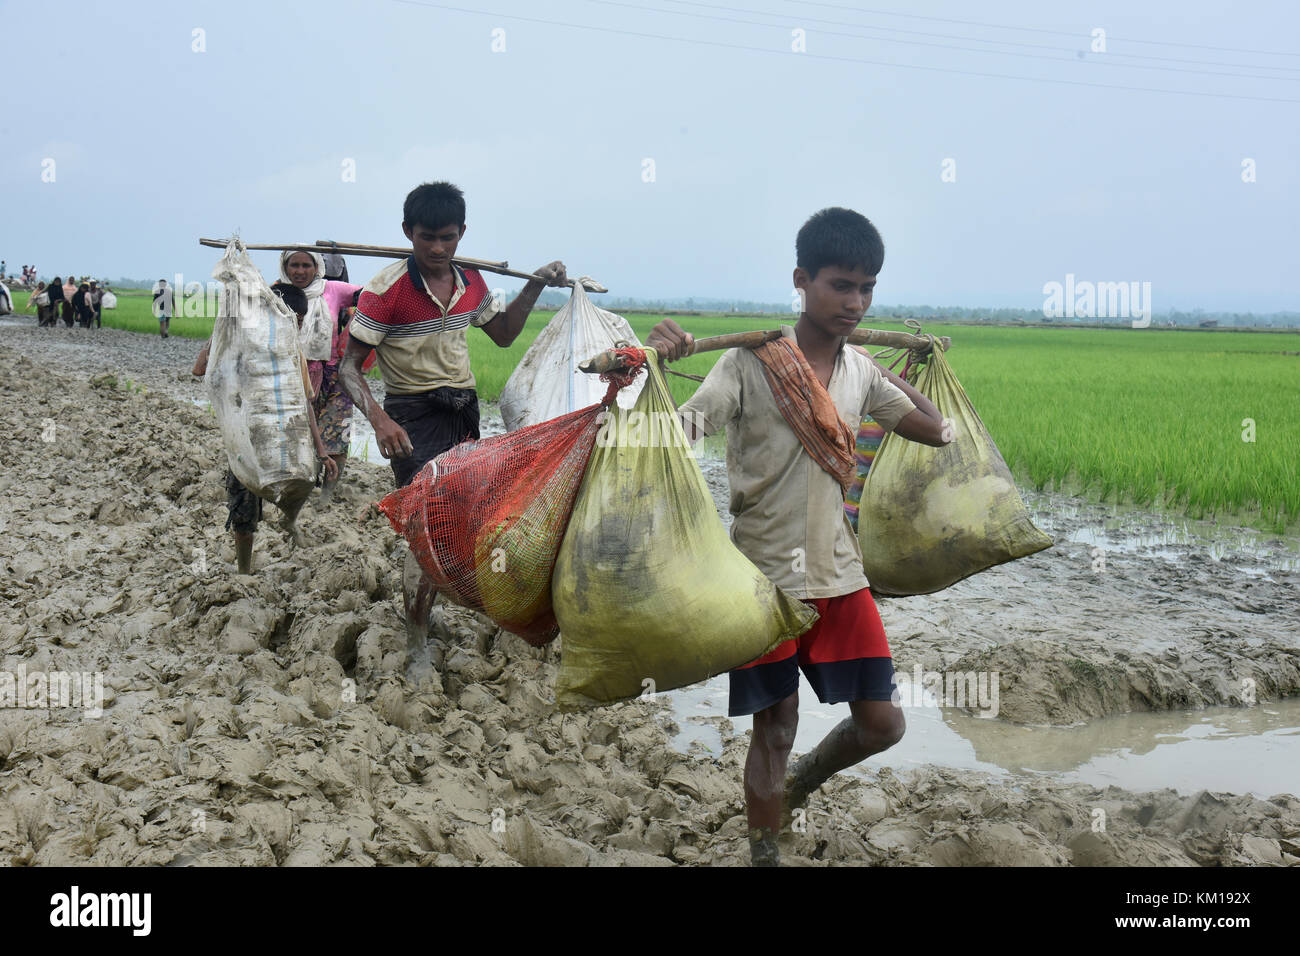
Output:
[647, 207, 950, 867]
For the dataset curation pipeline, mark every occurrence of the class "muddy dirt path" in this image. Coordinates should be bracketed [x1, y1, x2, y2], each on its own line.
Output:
[1, 320, 1297, 866]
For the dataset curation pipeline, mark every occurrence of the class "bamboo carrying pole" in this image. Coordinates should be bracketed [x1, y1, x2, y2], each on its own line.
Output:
[578, 327, 950, 374]
[311, 240, 508, 271]
[197, 238, 608, 292]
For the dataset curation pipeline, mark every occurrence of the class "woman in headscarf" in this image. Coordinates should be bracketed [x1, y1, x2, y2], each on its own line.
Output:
[45, 277, 65, 328]
[61, 275, 77, 327]
[279, 250, 365, 506]
[26, 282, 46, 324]
[72, 282, 94, 328]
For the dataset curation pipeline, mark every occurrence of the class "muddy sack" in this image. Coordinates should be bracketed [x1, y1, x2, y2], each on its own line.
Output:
[498, 284, 645, 432]
[206, 238, 316, 514]
[552, 349, 817, 711]
[855, 344, 1051, 596]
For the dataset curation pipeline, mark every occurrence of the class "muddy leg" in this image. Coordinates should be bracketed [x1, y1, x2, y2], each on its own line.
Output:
[233, 531, 254, 575]
[402, 549, 436, 647]
[745, 693, 799, 866]
[785, 699, 905, 815]
[279, 495, 307, 548]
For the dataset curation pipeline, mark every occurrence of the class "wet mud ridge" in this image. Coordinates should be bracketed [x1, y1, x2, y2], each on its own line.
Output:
[1, 335, 1298, 866]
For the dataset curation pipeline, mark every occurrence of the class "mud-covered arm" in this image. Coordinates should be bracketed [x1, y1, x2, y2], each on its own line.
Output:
[861, 349, 948, 448]
[871, 358, 941, 423]
[893, 407, 949, 447]
[338, 337, 413, 459]
[338, 337, 382, 424]
[480, 261, 568, 348]
[299, 354, 336, 478]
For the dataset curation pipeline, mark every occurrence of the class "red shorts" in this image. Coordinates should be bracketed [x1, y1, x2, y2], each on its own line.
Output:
[728, 587, 895, 716]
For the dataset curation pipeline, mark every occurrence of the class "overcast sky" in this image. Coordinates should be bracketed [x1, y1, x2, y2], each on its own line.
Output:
[4, 0, 1297, 311]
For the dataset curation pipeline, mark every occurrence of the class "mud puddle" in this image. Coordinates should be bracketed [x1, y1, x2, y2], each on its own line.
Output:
[1053, 507, 1300, 575]
[668, 678, 1300, 798]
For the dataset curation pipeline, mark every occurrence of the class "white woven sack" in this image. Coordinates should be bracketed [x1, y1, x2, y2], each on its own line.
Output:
[498, 283, 644, 432]
[206, 239, 316, 507]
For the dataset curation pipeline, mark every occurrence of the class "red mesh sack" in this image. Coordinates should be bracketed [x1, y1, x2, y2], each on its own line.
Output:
[378, 350, 645, 646]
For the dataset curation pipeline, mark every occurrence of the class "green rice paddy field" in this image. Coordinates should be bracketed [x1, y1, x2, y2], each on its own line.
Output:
[12, 289, 1299, 530]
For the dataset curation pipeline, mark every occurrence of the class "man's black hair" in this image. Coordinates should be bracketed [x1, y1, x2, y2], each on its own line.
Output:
[403, 181, 466, 231]
[270, 281, 308, 317]
[796, 207, 885, 279]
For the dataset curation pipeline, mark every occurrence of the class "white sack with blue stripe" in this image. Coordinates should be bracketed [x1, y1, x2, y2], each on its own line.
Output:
[207, 238, 316, 512]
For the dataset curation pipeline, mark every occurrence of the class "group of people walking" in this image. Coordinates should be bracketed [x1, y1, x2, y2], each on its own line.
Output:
[28, 274, 109, 329]
[0, 262, 40, 286]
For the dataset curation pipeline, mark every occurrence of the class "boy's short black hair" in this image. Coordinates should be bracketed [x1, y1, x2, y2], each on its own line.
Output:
[796, 207, 885, 279]
[270, 281, 308, 317]
[403, 181, 466, 231]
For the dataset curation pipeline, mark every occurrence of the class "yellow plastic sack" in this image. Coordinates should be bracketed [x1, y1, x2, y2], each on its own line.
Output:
[857, 345, 1052, 595]
[552, 351, 818, 711]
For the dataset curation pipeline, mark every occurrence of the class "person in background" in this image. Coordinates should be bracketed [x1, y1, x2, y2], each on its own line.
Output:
[0, 261, 6, 279]
[320, 249, 349, 284]
[278, 249, 362, 508]
[89, 281, 103, 328]
[45, 276, 66, 327]
[72, 282, 93, 328]
[191, 282, 338, 574]
[153, 278, 173, 337]
[61, 275, 77, 327]
[27, 281, 49, 326]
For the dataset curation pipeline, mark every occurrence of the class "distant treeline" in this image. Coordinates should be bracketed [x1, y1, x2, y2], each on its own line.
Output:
[535, 292, 1300, 328]
[88, 280, 1299, 327]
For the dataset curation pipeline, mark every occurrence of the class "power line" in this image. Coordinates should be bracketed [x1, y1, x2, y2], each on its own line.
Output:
[650, 0, 1300, 73]
[783, 0, 1300, 59]
[388, 0, 1300, 104]
[586, 0, 1300, 82]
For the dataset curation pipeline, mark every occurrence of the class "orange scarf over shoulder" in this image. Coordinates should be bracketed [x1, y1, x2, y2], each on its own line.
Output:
[751, 336, 856, 491]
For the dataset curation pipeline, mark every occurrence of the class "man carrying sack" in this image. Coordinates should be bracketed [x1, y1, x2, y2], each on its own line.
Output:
[337, 181, 569, 636]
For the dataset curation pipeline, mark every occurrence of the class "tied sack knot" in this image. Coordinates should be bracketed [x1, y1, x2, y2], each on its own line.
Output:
[599, 346, 648, 405]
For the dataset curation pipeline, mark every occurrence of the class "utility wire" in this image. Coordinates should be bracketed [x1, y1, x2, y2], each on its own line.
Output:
[388, 0, 1300, 104]
[783, 0, 1300, 59]
[586, 0, 1300, 81]
[650, 0, 1300, 73]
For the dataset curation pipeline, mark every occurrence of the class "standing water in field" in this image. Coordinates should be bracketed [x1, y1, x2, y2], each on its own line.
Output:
[206, 238, 316, 538]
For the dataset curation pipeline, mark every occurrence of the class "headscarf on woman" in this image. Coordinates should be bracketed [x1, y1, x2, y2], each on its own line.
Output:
[278, 250, 334, 362]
